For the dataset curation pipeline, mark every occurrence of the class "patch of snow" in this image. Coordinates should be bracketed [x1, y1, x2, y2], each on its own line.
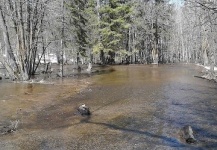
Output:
[196, 64, 217, 71]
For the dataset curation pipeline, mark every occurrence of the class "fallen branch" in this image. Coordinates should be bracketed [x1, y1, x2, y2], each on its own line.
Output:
[194, 75, 205, 79]
[194, 71, 217, 82]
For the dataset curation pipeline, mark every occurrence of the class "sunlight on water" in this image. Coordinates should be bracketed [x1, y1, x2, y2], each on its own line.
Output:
[0, 64, 216, 150]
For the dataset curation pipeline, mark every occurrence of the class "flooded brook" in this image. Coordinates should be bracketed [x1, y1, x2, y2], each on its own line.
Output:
[0, 64, 217, 150]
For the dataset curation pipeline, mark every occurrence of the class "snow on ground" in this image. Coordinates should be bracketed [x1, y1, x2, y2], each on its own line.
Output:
[196, 64, 217, 72]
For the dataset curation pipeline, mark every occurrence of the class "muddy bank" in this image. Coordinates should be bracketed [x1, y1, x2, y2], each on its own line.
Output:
[0, 64, 217, 150]
[0, 63, 106, 81]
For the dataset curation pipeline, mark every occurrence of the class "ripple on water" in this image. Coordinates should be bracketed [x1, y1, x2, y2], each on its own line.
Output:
[0, 64, 216, 149]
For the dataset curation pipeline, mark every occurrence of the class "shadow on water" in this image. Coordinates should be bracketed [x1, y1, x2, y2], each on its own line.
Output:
[155, 112, 217, 149]
[0, 64, 217, 150]
[87, 119, 216, 149]
[76, 112, 202, 150]
[154, 78, 217, 149]
[77, 115, 197, 149]
[38, 64, 217, 149]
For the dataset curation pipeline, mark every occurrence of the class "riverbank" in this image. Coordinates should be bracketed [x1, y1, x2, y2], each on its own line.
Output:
[0, 63, 112, 82]
[195, 64, 217, 82]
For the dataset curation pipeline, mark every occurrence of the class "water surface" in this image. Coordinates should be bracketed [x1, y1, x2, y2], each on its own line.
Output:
[0, 64, 216, 150]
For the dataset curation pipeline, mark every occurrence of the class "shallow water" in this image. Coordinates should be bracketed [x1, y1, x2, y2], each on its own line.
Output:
[0, 64, 216, 150]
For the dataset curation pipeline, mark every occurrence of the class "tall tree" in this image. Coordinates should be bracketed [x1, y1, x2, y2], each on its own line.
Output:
[133, 0, 173, 64]
[175, 0, 217, 67]
[99, 0, 132, 64]
[67, 0, 89, 68]
[0, 0, 50, 80]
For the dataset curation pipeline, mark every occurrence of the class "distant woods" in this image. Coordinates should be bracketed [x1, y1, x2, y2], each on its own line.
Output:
[0, 0, 216, 80]
[170, 0, 217, 69]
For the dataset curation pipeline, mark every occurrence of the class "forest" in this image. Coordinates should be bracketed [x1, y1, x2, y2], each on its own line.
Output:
[0, 0, 216, 81]
[0, 1, 217, 149]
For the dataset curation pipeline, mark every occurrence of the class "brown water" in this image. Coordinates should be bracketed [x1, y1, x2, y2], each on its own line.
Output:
[0, 64, 216, 150]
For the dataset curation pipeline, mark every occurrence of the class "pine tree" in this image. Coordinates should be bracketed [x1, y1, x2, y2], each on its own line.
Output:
[67, 0, 89, 66]
[99, 0, 132, 64]
[85, 0, 100, 63]
[132, 0, 173, 64]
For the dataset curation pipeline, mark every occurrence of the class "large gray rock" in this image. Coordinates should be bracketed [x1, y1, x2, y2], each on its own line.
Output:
[78, 104, 91, 116]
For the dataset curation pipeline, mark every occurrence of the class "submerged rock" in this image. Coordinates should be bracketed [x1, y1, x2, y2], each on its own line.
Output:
[0, 120, 19, 135]
[182, 125, 197, 144]
[78, 104, 91, 116]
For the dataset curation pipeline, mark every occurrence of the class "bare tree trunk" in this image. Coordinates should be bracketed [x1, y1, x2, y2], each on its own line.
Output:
[0, 7, 20, 80]
[152, 43, 159, 64]
[0, 0, 49, 81]
[0, 6, 19, 71]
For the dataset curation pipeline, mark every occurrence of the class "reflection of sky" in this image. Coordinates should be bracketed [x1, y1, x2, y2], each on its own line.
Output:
[169, 0, 183, 5]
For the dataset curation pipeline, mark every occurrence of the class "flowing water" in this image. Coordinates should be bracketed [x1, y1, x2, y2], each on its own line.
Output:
[0, 64, 216, 150]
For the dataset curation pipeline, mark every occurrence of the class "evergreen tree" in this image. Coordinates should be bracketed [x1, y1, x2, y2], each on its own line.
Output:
[99, 0, 132, 64]
[85, 0, 100, 63]
[133, 0, 173, 64]
[67, 0, 89, 65]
